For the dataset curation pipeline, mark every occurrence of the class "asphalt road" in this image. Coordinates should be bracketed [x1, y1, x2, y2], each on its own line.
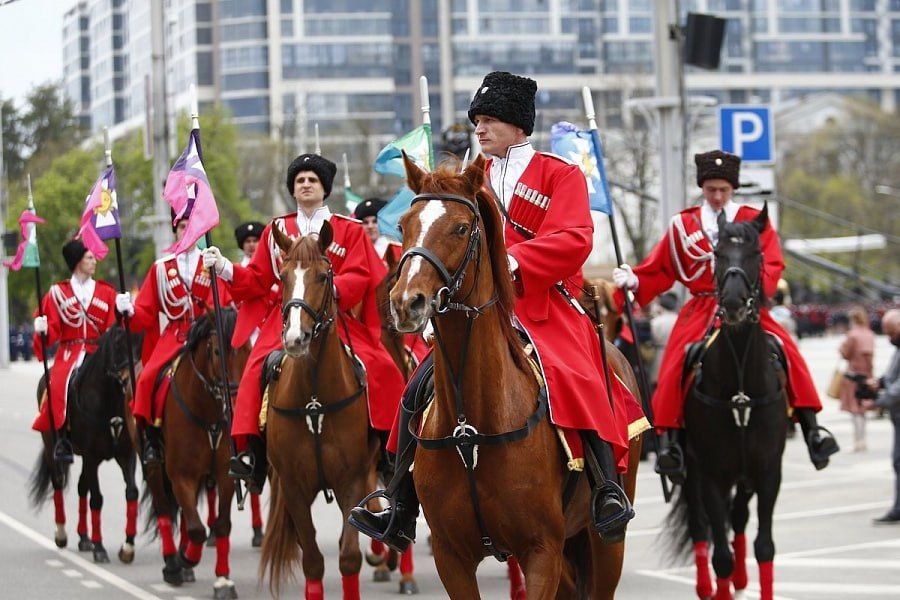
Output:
[0, 334, 898, 599]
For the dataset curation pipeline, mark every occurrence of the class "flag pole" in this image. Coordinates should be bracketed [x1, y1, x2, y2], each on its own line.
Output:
[28, 175, 60, 462]
[419, 75, 434, 169]
[105, 128, 138, 400]
[581, 87, 670, 501]
[189, 87, 245, 510]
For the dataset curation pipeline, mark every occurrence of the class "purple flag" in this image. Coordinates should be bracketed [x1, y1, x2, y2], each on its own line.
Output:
[164, 128, 219, 254]
[78, 165, 121, 260]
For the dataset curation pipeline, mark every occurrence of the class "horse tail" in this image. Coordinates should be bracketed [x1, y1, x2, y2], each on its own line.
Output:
[28, 451, 69, 508]
[259, 471, 300, 597]
[661, 482, 694, 565]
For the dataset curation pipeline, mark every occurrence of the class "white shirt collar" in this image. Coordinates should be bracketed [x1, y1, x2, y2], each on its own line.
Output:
[700, 200, 739, 245]
[296, 205, 332, 237]
[373, 235, 390, 258]
[177, 246, 201, 287]
[488, 141, 535, 208]
[69, 275, 95, 308]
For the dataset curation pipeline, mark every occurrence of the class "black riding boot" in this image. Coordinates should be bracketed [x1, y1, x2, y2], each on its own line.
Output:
[348, 355, 432, 552]
[584, 432, 634, 544]
[795, 407, 839, 470]
[53, 430, 74, 464]
[140, 423, 163, 467]
[654, 428, 686, 485]
[228, 435, 268, 494]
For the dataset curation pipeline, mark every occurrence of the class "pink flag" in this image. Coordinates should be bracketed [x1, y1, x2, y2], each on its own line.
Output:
[164, 128, 219, 254]
[77, 165, 120, 260]
[3, 209, 45, 271]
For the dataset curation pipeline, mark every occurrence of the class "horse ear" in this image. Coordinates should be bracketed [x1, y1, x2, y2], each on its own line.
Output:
[461, 153, 486, 191]
[271, 224, 293, 254]
[318, 220, 334, 255]
[403, 151, 426, 193]
[754, 202, 769, 233]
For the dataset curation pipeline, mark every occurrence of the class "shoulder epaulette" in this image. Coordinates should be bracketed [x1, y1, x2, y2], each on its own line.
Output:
[95, 280, 117, 293]
[539, 151, 574, 166]
[155, 253, 176, 264]
[332, 213, 362, 224]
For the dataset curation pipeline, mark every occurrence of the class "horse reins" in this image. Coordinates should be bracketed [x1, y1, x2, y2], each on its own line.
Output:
[399, 192, 548, 562]
[269, 263, 366, 503]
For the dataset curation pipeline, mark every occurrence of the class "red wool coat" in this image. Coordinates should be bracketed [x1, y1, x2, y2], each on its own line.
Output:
[32, 280, 118, 432]
[129, 254, 219, 425]
[614, 204, 822, 430]
[228, 213, 405, 436]
[489, 150, 645, 468]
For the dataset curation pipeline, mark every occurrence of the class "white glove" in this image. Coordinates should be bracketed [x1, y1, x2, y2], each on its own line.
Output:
[34, 315, 48, 334]
[116, 292, 134, 316]
[202, 246, 227, 272]
[612, 264, 639, 291]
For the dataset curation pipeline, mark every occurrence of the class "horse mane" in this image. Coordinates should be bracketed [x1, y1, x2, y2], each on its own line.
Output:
[183, 307, 238, 354]
[425, 159, 528, 372]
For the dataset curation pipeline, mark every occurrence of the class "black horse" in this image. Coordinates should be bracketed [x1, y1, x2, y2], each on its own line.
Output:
[666, 206, 787, 600]
[29, 324, 142, 564]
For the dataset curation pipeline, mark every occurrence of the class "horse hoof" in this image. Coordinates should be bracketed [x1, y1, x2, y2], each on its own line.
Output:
[93, 544, 110, 563]
[365, 551, 385, 567]
[386, 549, 399, 571]
[206, 531, 216, 547]
[373, 568, 391, 582]
[78, 534, 92, 552]
[251, 527, 264, 548]
[182, 566, 196, 583]
[214, 576, 238, 599]
[118, 542, 135, 564]
[162, 555, 183, 586]
[399, 579, 419, 595]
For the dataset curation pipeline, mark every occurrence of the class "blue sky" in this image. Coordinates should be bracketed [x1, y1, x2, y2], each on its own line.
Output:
[0, 0, 70, 105]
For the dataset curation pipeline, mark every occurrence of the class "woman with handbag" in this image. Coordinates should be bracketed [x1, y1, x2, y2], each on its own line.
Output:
[839, 306, 876, 452]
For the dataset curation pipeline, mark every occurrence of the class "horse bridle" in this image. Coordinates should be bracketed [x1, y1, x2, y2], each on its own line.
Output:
[715, 251, 763, 324]
[397, 193, 489, 317]
[281, 263, 336, 342]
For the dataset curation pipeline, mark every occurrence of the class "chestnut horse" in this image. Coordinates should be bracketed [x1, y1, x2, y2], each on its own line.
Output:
[143, 308, 249, 599]
[390, 154, 642, 599]
[260, 224, 378, 599]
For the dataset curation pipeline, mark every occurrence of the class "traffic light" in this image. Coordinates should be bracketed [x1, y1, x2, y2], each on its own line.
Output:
[684, 12, 726, 70]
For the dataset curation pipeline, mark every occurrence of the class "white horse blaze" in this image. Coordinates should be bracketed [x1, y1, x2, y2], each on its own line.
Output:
[283, 265, 308, 344]
[401, 202, 447, 302]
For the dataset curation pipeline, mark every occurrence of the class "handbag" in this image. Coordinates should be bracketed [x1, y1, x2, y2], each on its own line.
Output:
[826, 362, 845, 399]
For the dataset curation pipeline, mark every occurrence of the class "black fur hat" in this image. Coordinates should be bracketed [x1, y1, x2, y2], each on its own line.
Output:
[234, 221, 265, 248]
[695, 150, 741, 189]
[467, 71, 537, 136]
[354, 198, 387, 220]
[62, 239, 88, 272]
[286, 153, 337, 198]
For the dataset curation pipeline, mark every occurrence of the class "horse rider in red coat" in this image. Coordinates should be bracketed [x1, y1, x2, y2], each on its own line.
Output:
[611, 150, 839, 482]
[231, 221, 268, 349]
[32, 239, 119, 463]
[116, 215, 222, 465]
[349, 71, 647, 550]
[202, 153, 406, 494]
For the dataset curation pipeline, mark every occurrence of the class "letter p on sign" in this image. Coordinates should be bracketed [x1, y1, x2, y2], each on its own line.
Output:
[718, 105, 774, 164]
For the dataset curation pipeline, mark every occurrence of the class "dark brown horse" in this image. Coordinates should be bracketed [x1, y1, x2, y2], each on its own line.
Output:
[29, 325, 141, 564]
[390, 154, 642, 599]
[143, 308, 249, 599]
[259, 224, 378, 599]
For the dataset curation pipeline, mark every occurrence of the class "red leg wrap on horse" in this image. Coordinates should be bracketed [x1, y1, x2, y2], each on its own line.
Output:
[731, 534, 748, 590]
[77, 496, 88, 536]
[157, 516, 176, 556]
[206, 487, 217, 528]
[341, 574, 360, 600]
[714, 577, 733, 600]
[125, 499, 138, 538]
[370, 539, 385, 556]
[508, 556, 526, 599]
[758, 561, 774, 600]
[215, 536, 230, 577]
[400, 547, 414, 575]
[90, 509, 102, 543]
[53, 489, 65, 525]
[305, 579, 324, 600]
[250, 492, 262, 529]
[694, 541, 713, 599]
[184, 539, 203, 565]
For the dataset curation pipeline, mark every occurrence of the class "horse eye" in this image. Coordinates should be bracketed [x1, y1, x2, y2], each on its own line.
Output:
[317, 273, 328, 283]
[397, 224, 404, 235]
[455, 224, 468, 236]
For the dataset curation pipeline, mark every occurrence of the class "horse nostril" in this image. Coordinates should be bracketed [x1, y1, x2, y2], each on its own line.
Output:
[410, 293, 426, 314]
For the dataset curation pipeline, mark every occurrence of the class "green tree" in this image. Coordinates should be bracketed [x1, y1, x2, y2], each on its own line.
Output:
[1, 98, 26, 183]
[19, 84, 83, 179]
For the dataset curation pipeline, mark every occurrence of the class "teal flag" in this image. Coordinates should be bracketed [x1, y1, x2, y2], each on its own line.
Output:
[374, 124, 434, 178]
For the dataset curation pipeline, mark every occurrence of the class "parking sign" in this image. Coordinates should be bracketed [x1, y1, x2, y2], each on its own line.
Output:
[719, 105, 774, 163]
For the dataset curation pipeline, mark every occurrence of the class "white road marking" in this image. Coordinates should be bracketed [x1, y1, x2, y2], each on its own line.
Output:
[63, 568, 83, 577]
[81, 580, 103, 589]
[0, 509, 163, 599]
[150, 584, 171, 593]
[46, 559, 64, 567]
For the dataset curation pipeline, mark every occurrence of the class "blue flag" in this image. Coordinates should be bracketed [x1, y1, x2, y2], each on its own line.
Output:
[550, 121, 613, 215]
[374, 125, 434, 179]
[376, 187, 416, 241]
